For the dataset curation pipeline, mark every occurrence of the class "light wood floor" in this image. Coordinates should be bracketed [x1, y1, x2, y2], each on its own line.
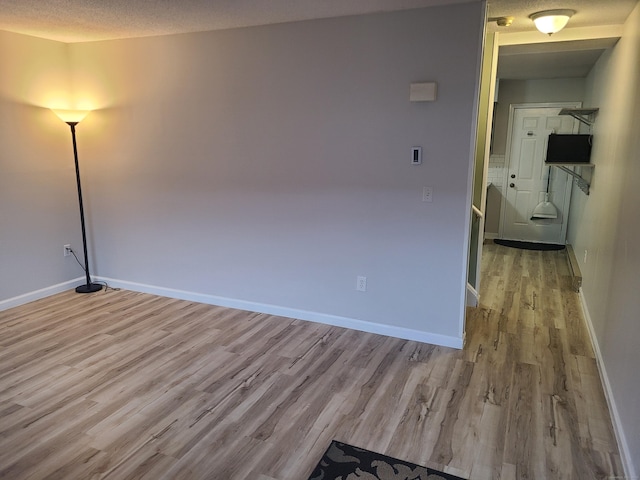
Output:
[0, 243, 624, 479]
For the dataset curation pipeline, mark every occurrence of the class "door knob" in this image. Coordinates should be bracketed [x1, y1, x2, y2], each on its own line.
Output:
[510, 183, 515, 188]
[511, 174, 516, 178]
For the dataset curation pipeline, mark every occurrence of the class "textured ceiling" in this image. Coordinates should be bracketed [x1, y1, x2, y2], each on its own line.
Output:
[486, 0, 637, 33]
[0, 0, 636, 80]
[0, 0, 635, 43]
[487, 0, 637, 80]
[0, 0, 475, 43]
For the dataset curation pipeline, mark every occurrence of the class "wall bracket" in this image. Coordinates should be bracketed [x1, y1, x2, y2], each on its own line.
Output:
[559, 107, 599, 127]
[549, 163, 595, 195]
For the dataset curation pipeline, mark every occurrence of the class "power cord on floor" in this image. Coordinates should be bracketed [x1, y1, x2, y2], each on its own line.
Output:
[68, 248, 120, 292]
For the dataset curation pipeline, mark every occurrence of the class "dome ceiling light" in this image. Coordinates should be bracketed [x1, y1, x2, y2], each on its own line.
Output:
[530, 9, 576, 35]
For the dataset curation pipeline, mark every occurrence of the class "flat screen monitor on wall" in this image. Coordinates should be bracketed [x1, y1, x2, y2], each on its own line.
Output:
[545, 134, 593, 164]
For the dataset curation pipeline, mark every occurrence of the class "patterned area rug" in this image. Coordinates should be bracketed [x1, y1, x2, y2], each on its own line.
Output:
[307, 441, 466, 480]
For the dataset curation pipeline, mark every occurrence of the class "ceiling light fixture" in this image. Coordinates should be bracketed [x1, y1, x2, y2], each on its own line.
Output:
[496, 16, 514, 27]
[530, 9, 575, 35]
[488, 16, 514, 27]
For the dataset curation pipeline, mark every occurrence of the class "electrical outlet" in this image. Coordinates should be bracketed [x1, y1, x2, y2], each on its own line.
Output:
[583, 249, 588, 264]
[356, 276, 367, 292]
[64, 244, 72, 257]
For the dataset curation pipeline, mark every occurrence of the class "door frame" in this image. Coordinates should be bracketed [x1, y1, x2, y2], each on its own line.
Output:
[498, 102, 581, 242]
[466, 31, 499, 311]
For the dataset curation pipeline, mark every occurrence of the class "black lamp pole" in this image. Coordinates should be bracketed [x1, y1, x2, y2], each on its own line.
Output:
[67, 121, 102, 293]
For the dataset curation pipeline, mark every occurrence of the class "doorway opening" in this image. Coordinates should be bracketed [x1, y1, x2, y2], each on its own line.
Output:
[465, 29, 617, 340]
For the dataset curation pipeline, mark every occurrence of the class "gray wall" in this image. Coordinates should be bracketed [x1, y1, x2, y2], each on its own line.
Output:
[1, 3, 484, 346]
[566, 2, 640, 473]
[0, 31, 85, 303]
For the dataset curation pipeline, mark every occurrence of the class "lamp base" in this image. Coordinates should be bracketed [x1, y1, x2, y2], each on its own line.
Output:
[75, 283, 103, 294]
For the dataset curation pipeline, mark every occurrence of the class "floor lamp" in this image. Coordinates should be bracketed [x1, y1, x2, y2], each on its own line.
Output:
[53, 109, 103, 294]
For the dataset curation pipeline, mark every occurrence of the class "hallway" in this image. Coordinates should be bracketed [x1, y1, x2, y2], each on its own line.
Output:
[464, 242, 623, 478]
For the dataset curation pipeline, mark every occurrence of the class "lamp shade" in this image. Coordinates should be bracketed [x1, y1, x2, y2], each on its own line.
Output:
[530, 9, 575, 35]
[52, 109, 91, 124]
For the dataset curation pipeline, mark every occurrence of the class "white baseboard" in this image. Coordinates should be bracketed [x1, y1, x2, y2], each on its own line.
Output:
[466, 283, 479, 307]
[98, 276, 463, 349]
[0, 278, 83, 312]
[578, 289, 636, 480]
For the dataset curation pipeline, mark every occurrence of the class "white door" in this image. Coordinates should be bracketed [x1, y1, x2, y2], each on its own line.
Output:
[501, 106, 579, 244]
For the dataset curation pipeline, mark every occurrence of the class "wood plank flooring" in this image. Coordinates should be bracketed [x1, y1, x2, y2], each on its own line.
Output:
[0, 243, 624, 479]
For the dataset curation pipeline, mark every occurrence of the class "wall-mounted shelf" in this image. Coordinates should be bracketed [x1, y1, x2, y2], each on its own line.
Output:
[547, 162, 594, 195]
[559, 108, 599, 127]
